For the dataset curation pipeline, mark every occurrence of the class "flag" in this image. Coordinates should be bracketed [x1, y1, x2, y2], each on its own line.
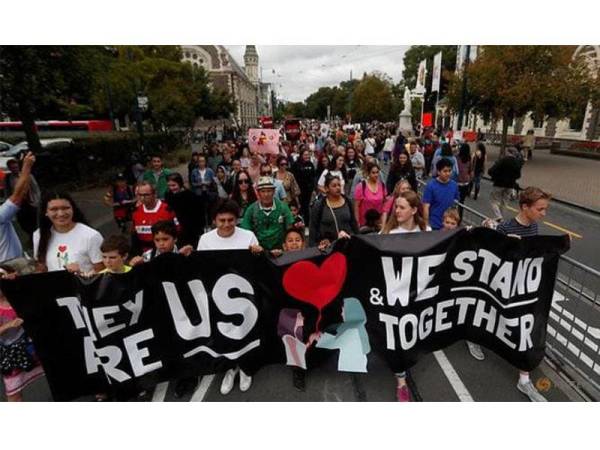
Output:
[415, 59, 427, 93]
[431, 52, 442, 92]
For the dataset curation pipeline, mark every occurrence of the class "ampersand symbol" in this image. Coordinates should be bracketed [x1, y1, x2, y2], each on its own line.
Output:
[370, 288, 384, 306]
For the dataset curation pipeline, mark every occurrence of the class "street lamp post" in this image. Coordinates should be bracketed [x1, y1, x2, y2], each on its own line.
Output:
[457, 45, 471, 131]
[136, 93, 148, 153]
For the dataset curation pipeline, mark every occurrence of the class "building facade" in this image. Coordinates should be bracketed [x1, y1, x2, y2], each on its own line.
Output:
[181, 45, 273, 129]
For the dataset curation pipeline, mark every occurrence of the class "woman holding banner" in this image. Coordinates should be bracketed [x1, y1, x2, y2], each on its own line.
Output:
[33, 192, 104, 275]
[380, 190, 431, 401]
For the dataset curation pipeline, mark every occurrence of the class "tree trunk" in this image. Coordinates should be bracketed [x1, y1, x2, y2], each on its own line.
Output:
[500, 115, 510, 157]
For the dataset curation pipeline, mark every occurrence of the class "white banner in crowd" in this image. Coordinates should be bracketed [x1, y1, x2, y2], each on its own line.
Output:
[415, 59, 427, 94]
[431, 52, 442, 93]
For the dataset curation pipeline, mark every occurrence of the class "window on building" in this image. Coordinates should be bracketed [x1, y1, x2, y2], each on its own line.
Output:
[192, 54, 198, 60]
[185, 52, 190, 58]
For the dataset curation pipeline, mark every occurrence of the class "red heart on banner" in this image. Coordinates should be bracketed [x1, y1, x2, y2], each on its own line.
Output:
[282, 252, 347, 311]
[58, 245, 67, 253]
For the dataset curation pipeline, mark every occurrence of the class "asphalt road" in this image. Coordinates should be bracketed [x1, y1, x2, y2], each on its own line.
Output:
[3, 164, 597, 402]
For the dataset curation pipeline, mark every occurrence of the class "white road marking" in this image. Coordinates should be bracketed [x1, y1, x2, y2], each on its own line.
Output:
[152, 382, 169, 402]
[433, 350, 474, 402]
[190, 375, 215, 402]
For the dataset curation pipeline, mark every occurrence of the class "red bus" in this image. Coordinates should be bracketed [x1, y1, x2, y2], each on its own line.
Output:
[0, 120, 113, 133]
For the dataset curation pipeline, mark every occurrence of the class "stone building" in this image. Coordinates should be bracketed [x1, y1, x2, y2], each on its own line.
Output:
[181, 45, 273, 129]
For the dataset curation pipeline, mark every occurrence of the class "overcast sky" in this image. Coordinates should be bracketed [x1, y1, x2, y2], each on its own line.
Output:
[226, 46, 409, 103]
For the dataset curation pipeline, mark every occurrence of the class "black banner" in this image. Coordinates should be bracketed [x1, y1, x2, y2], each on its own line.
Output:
[1, 228, 569, 401]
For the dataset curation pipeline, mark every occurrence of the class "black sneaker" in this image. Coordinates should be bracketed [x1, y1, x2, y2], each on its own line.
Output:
[292, 369, 306, 392]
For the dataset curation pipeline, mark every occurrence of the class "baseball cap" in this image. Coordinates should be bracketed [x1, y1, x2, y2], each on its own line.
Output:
[256, 176, 275, 190]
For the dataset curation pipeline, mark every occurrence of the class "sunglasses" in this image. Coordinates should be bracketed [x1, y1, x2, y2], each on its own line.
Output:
[238, 179, 250, 184]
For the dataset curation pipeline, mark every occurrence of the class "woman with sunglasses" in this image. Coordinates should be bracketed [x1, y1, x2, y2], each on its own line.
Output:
[274, 155, 301, 205]
[230, 169, 257, 222]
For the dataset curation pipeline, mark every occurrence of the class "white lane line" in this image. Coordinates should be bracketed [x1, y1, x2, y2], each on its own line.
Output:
[433, 350, 474, 402]
[152, 382, 169, 402]
[190, 375, 215, 402]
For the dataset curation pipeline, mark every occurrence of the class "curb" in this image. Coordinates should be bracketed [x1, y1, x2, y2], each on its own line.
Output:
[482, 176, 600, 216]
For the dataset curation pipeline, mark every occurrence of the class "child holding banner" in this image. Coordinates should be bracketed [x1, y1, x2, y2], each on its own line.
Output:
[472, 186, 553, 401]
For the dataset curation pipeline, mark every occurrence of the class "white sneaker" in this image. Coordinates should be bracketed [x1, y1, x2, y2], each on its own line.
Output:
[517, 380, 547, 402]
[239, 369, 252, 392]
[220, 368, 238, 395]
[466, 341, 485, 361]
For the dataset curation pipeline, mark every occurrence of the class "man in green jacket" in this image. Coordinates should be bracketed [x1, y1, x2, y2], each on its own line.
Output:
[142, 154, 171, 199]
[240, 176, 294, 251]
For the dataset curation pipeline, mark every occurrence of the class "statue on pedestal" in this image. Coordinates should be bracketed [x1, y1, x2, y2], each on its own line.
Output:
[399, 87, 413, 134]
[402, 87, 412, 114]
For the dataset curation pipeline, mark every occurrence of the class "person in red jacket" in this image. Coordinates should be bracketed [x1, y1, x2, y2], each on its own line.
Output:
[131, 181, 179, 255]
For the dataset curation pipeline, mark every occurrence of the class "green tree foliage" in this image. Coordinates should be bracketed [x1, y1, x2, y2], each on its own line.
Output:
[283, 101, 306, 118]
[93, 46, 234, 128]
[0, 45, 112, 151]
[351, 74, 395, 122]
[0, 45, 235, 152]
[446, 45, 594, 153]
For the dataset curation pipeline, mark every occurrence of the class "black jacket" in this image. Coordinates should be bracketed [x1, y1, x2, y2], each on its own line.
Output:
[292, 160, 316, 195]
[488, 156, 521, 189]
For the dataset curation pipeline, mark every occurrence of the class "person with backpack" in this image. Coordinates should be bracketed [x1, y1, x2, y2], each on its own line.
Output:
[353, 162, 388, 227]
[488, 148, 522, 221]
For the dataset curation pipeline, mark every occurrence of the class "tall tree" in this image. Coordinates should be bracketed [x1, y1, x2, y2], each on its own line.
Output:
[0, 46, 110, 151]
[446, 45, 594, 154]
[351, 74, 395, 122]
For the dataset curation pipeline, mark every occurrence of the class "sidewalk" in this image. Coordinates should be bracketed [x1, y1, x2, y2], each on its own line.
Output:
[485, 145, 600, 212]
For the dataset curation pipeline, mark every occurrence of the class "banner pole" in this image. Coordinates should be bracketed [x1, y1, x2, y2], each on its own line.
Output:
[434, 90, 440, 130]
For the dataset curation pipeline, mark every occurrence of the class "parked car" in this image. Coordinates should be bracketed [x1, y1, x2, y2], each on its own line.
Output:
[0, 138, 74, 173]
[0, 141, 12, 153]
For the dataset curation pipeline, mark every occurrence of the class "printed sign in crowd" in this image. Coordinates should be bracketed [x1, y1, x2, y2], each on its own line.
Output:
[1, 228, 569, 401]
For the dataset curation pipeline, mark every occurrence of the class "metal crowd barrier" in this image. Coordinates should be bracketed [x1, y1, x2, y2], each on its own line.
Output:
[422, 183, 600, 400]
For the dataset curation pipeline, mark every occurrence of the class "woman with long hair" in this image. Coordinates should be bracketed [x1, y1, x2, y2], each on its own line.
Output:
[380, 190, 430, 402]
[34, 192, 104, 274]
[353, 162, 387, 228]
[274, 155, 301, 205]
[381, 179, 413, 225]
[230, 169, 257, 221]
[472, 142, 487, 200]
[344, 147, 361, 195]
[381, 190, 430, 234]
[386, 151, 418, 193]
